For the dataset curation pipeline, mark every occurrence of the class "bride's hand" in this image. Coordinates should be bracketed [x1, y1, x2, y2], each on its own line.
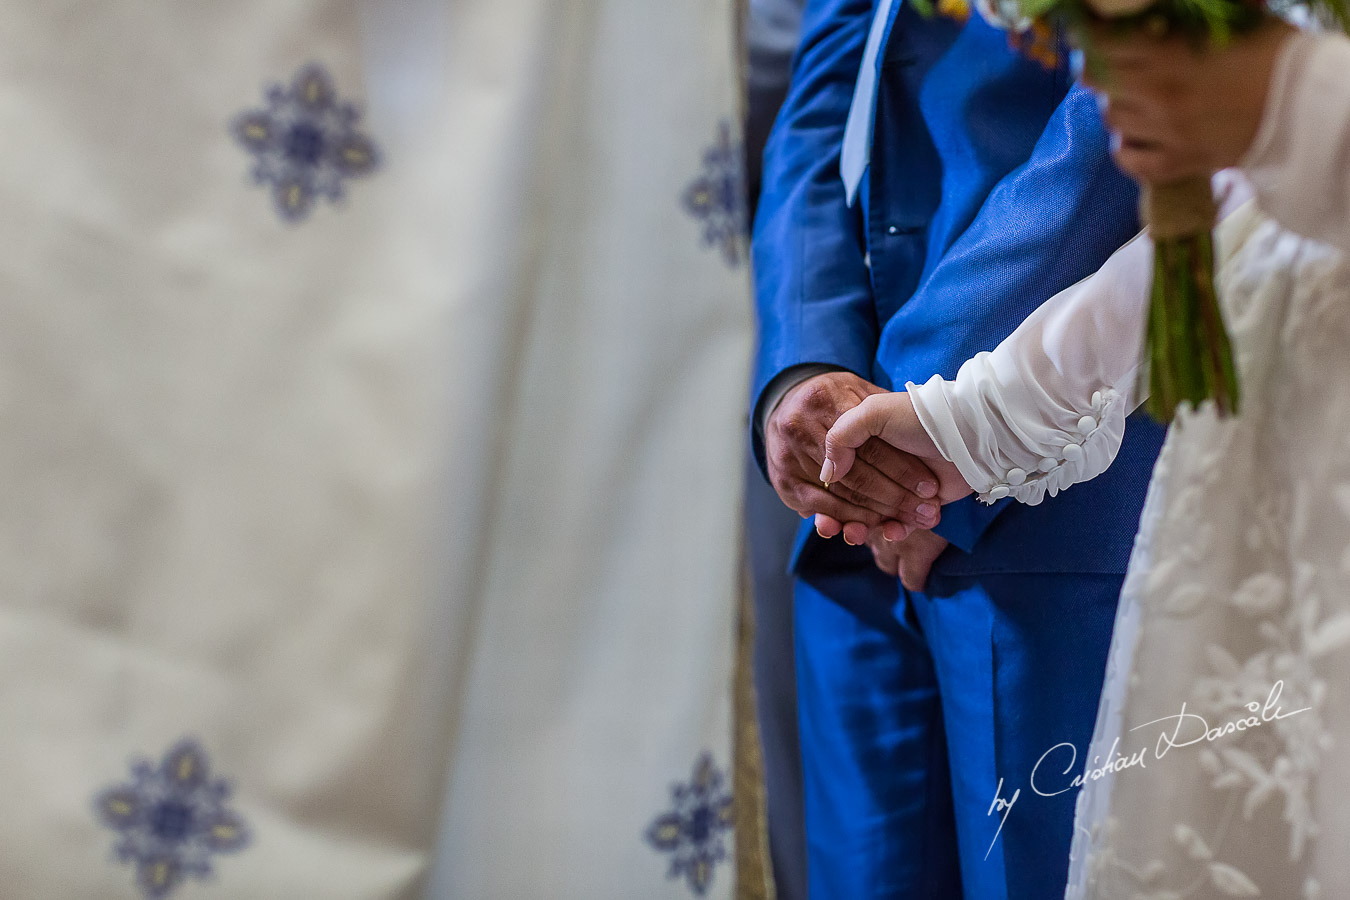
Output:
[818, 392, 971, 507]
[1085, 19, 1294, 184]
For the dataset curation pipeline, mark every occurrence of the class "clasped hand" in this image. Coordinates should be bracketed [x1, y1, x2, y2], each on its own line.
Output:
[765, 373, 970, 589]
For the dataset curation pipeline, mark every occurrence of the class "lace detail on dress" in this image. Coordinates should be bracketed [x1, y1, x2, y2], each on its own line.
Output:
[1066, 215, 1350, 898]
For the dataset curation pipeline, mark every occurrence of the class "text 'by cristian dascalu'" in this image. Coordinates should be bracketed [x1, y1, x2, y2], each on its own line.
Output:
[982, 679, 1310, 860]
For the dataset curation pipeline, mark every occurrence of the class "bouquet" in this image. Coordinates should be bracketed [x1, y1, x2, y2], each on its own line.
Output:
[964, 0, 1349, 422]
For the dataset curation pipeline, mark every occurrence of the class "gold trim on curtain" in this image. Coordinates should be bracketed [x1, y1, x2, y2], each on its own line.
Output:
[733, 540, 776, 900]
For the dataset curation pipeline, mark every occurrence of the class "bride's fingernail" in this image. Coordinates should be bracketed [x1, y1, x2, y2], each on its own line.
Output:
[819, 459, 836, 484]
[917, 503, 938, 519]
[917, 481, 938, 499]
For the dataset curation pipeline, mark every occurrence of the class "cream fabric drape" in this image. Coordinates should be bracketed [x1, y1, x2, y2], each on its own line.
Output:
[0, 1, 750, 897]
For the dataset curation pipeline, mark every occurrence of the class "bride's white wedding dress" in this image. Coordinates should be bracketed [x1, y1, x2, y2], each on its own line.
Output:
[907, 33, 1350, 899]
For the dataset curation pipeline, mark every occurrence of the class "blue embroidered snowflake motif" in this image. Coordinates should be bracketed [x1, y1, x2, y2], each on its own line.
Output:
[94, 738, 251, 899]
[232, 63, 380, 223]
[683, 122, 748, 268]
[645, 752, 734, 896]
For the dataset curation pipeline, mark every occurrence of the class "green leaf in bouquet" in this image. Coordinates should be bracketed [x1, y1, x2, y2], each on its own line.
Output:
[1019, 0, 1067, 20]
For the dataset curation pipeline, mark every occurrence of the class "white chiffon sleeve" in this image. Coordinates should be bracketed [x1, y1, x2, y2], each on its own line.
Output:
[905, 171, 1260, 506]
[906, 231, 1154, 506]
[1243, 31, 1350, 255]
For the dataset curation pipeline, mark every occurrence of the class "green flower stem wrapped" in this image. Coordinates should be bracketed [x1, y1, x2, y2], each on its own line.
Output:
[1140, 176, 1240, 420]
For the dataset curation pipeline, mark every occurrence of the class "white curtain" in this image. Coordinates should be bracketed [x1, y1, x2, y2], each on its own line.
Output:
[0, 1, 751, 897]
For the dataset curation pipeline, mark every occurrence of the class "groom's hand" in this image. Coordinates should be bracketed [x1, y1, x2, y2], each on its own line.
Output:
[865, 528, 949, 593]
[766, 372, 942, 533]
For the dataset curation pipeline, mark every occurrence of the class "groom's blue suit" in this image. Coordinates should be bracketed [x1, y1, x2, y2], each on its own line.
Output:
[751, 2, 1166, 898]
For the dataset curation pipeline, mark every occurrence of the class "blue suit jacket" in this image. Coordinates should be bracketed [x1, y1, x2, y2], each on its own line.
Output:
[751, 0, 1166, 576]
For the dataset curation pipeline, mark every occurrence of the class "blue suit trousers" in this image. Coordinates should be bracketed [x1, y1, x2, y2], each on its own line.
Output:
[795, 554, 1121, 899]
